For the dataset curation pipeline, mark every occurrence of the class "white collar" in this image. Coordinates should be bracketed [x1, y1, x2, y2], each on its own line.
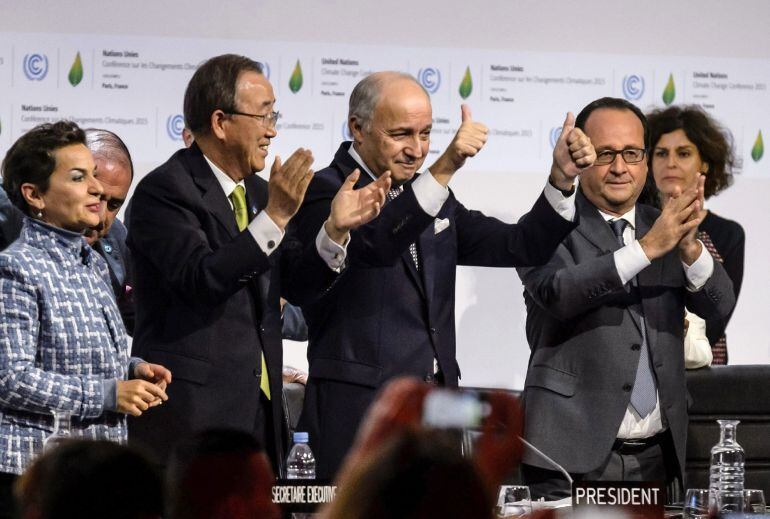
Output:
[202, 154, 245, 199]
[347, 144, 379, 182]
[598, 206, 636, 229]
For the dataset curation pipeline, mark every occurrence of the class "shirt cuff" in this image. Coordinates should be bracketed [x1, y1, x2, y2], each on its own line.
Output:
[683, 240, 714, 290]
[412, 170, 449, 217]
[613, 240, 651, 285]
[316, 223, 348, 272]
[247, 211, 285, 256]
[543, 181, 577, 221]
[102, 379, 118, 412]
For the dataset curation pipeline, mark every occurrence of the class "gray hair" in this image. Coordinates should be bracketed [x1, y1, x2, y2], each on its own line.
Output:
[84, 128, 134, 179]
[348, 71, 428, 130]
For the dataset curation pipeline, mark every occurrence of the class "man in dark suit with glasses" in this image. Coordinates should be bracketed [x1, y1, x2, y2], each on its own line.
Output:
[127, 54, 389, 473]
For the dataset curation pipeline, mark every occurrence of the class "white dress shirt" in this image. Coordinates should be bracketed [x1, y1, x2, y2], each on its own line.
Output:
[683, 310, 713, 369]
[204, 155, 347, 270]
[599, 207, 714, 439]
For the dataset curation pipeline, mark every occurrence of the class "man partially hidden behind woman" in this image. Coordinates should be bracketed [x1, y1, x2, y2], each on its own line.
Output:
[0, 121, 171, 518]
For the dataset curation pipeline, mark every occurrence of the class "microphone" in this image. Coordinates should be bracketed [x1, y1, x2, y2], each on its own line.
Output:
[519, 436, 574, 487]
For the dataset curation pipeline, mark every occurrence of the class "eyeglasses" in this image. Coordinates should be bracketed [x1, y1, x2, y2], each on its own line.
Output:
[594, 148, 646, 165]
[225, 110, 281, 129]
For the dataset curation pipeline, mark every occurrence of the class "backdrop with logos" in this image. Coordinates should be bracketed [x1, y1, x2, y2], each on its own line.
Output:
[0, 27, 767, 388]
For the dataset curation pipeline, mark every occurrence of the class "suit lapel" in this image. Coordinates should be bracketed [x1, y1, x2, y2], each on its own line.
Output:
[245, 175, 270, 320]
[334, 142, 375, 190]
[575, 190, 622, 254]
[399, 174, 428, 299]
[399, 244, 425, 298]
[338, 142, 427, 298]
[188, 143, 240, 238]
[576, 190, 645, 337]
[244, 174, 267, 222]
[418, 219, 435, 304]
[635, 205, 662, 350]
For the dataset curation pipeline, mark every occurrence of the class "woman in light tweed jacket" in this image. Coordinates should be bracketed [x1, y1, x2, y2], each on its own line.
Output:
[0, 122, 171, 514]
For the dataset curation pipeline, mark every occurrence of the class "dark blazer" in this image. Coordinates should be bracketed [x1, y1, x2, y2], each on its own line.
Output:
[93, 219, 135, 334]
[0, 186, 23, 251]
[516, 190, 736, 477]
[289, 142, 577, 477]
[126, 143, 334, 472]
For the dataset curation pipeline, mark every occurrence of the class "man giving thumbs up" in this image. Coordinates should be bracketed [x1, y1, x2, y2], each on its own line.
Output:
[285, 71, 595, 478]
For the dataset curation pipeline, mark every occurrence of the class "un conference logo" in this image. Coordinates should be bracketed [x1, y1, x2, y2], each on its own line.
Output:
[549, 126, 562, 149]
[622, 75, 645, 101]
[23, 54, 49, 81]
[417, 68, 441, 94]
[166, 114, 185, 141]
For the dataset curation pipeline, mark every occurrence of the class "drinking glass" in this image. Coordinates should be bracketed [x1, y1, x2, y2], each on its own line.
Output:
[744, 489, 766, 515]
[496, 485, 532, 517]
[683, 488, 712, 519]
[715, 490, 745, 515]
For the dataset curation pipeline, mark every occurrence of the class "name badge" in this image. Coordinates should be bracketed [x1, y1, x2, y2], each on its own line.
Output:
[573, 481, 665, 518]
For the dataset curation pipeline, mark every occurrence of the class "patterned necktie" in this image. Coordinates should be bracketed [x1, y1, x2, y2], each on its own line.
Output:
[387, 187, 420, 270]
[609, 218, 657, 417]
[230, 185, 271, 400]
[230, 185, 249, 231]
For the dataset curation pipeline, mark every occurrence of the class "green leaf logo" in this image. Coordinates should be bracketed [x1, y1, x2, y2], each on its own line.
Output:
[751, 130, 764, 162]
[68, 51, 84, 87]
[288, 60, 303, 93]
[662, 73, 676, 105]
[459, 66, 473, 99]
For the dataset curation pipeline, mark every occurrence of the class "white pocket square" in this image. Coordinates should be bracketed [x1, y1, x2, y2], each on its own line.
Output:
[434, 218, 450, 234]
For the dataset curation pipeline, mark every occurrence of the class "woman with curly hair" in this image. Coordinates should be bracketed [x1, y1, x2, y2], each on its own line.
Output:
[645, 106, 744, 365]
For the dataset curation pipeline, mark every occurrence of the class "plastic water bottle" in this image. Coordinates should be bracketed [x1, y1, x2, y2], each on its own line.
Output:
[708, 419, 745, 513]
[43, 411, 73, 452]
[286, 432, 316, 479]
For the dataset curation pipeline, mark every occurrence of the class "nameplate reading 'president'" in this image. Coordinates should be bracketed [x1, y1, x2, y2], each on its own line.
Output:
[572, 481, 665, 518]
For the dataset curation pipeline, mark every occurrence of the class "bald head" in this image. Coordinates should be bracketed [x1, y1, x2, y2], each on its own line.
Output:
[83, 129, 133, 244]
[84, 129, 133, 179]
[349, 71, 429, 131]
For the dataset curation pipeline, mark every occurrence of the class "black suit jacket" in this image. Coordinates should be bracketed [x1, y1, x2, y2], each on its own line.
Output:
[127, 144, 334, 471]
[0, 186, 23, 251]
[516, 190, 736, 477]
[93, 219, 135, 334]
[288, 142, 577, 477]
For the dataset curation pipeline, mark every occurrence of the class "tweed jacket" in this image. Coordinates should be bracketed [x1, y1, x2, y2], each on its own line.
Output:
[0, 218, 129, 474]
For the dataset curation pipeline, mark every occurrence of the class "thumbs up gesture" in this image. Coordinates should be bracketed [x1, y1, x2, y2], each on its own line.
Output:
[429, 104, 489, 187]
[550, 112, 596, 191]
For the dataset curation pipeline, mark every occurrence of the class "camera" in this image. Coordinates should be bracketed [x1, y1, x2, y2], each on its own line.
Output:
[422, 389, 491, 429]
